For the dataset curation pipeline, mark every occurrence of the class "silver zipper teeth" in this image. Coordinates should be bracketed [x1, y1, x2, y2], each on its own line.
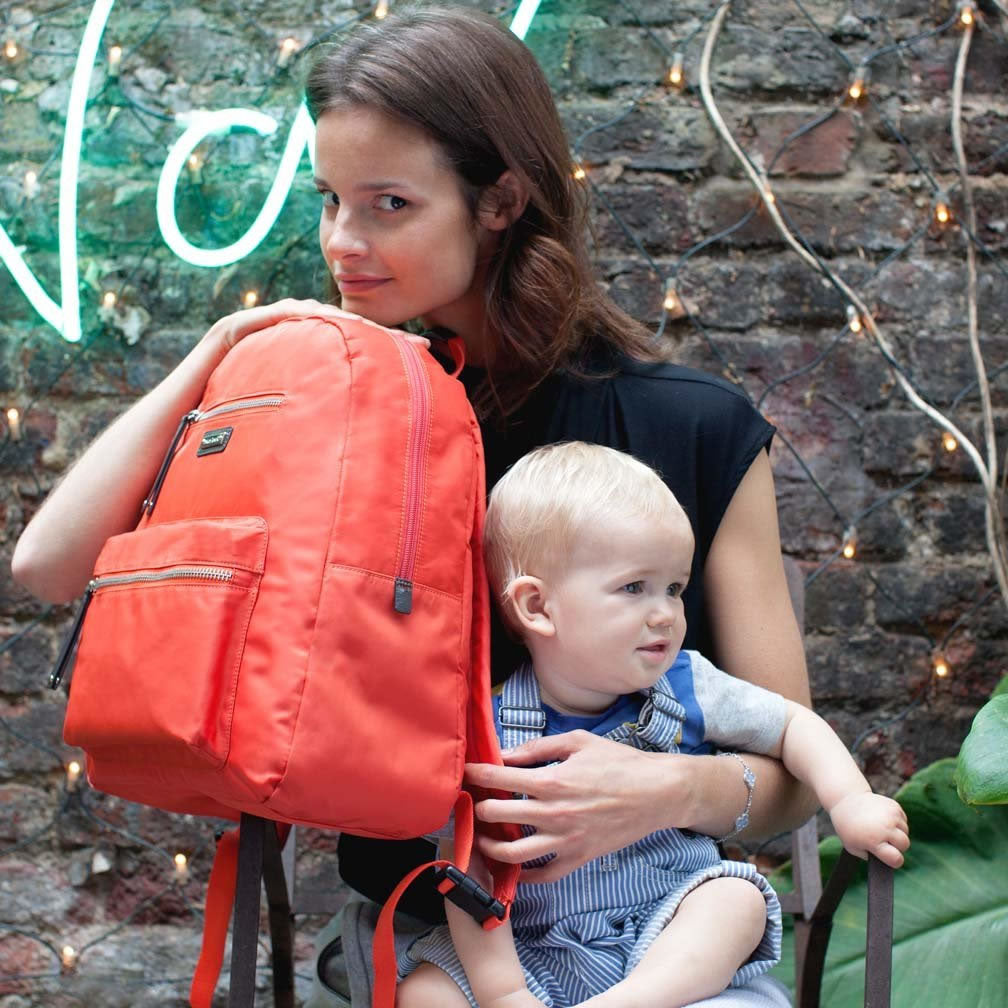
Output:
[197, 396, 284, 421]
[90, 567, 235, 590]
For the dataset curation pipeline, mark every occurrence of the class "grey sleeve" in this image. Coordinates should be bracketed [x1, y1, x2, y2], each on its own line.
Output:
[687, 650, 790, 754]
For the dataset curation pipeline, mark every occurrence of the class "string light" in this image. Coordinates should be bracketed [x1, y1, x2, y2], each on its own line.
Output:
[933, 651, 950, 678]
[374, 0, 389, 19]
[958, 2, 976, 27]
[841, 526, 858, 560]
[277, 36, 299, 69]
[846, 63, 869, 102]
[186, 153, 203, 183]
[66, 759, 82, 788]
[572, 161, 587, 181]
[934, 199, 952, 226]
[24, 169, 40, 198]
[242, 289, 259, 308]
[846, 305, 862, 334]
[763, 187, 776, 206]
[666, 51, 685, 90]
[107, 44, 122, 75]
[942, 431, 958, 453]
[6, 407, 21, 441]
[173, 852, 189, 878]
[3, 39, 17, 61]
[60, 945, 78, 970]
[101, 290, 117, 309]
[662, 283, 685, 319]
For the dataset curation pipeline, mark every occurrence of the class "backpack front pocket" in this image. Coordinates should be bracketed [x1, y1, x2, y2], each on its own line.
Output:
[62, 516, 268, 771]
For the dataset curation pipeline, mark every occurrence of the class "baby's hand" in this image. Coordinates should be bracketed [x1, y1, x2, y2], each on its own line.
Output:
[829, 792, 909, 868]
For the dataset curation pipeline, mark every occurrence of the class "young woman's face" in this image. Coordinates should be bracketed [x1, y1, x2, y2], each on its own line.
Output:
[315, 105, 496, 355]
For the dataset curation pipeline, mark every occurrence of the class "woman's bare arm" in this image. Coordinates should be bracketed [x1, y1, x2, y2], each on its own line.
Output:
[702, 448, 818, 837]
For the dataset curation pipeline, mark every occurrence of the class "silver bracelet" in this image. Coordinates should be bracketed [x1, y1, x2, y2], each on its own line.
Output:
[717, 752, 755, 842]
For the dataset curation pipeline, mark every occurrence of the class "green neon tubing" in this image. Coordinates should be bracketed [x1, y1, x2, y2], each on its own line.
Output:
[509, 0, 542, 39]
[156, 103, 315, 268]
[0, 0, 114, 341]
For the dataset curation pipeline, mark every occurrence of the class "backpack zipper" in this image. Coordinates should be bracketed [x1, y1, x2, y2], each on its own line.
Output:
[143, 397, 285, 516]
[391, 335, 432, 615]
[49, 566, 236, 689]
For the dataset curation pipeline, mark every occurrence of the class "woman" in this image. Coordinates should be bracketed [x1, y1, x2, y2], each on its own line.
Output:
[13, 7, 814, 1006]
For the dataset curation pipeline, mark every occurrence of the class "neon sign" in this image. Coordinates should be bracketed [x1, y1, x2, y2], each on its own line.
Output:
[1, 1, 542, 342]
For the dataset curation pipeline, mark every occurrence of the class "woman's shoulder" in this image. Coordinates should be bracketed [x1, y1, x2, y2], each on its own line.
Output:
[606, 354, 754, 404]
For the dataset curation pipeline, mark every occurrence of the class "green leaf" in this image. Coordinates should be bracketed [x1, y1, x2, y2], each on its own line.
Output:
[772, 759, 1008, 1007]
[956, 695, 1008, 805]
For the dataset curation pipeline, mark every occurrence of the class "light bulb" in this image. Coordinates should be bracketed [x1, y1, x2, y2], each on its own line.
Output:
[102, 290, 117, 309]
[6, 407, 21, 441]
[846, 64, 869, 102]
[374, 0, 389, 19]
[841, 526, 857, 560]
[572, 162, 586, 181]
[942, 432, 958, 453]
[24, 169, 39, 198]
[959, 4, 975, 27]
[667, 52, 685, 89]
[108, 44, 122, 74]
[243, 290, 259, 308]
[174, 852, 189, 876]
[60, 945, 78, 969]
[933, 652, 950, 678]
[66, 760, 82, 787]
[846, 305, 862, 334]
[662, 284, 683, 316]
[187, 153, 203, 183]
[935, 201, 951, 225]
[277, 37, 299, 68]
[3, 39, 17, 61]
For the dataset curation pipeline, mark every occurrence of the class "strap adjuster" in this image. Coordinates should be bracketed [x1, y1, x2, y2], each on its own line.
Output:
[497, 704, 546, 730]
[434, 865, 506, 923]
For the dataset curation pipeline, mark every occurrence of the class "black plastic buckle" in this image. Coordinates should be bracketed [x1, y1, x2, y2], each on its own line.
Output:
[433, 865, 506, 924]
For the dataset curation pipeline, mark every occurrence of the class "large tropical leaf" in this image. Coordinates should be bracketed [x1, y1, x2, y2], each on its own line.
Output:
[955, 676, 1008, 805]
[772, 759, 1008, 1007]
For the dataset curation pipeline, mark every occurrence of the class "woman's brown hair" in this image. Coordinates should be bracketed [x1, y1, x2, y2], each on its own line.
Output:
[305, 4, 662, 417]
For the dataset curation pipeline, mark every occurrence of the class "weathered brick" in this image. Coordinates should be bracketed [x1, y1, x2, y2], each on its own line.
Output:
[745, 107, 859, 178]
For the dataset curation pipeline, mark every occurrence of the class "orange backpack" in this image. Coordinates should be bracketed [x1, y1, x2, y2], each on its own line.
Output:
[51, 315, 519, 1006]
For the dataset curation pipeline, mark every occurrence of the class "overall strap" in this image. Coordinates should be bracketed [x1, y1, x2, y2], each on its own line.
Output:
[497, 664, 547, 751]
[630, 675, 687, 752]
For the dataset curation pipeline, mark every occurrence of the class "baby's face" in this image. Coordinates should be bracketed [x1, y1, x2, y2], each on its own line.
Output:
[534, 509, 694, 714]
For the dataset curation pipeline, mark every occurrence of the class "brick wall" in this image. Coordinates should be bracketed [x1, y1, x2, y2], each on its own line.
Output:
[1, 0, 1005, 1003]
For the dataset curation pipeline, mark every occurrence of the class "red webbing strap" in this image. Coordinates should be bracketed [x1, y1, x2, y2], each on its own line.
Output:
[371, 792, 476, 1008]
[190, 827, 240, 1008]
[465, 448, 522, 913]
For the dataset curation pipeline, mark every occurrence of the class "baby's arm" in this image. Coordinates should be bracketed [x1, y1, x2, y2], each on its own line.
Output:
[772, 703, 909, 867]
[440, 843, 544, 1008]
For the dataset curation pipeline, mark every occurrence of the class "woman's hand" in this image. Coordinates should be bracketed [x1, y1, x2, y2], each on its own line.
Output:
[465, 731, 717, 882]
[202, 298, 426, 359]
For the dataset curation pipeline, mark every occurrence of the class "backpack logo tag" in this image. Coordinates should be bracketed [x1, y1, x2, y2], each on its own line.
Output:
[196, 427, 233, 456]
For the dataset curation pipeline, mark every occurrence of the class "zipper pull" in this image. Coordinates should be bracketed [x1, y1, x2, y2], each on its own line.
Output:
[394, 577, 413, 614]
[143, 410, 200, 515]
[49, 581, 97, 689]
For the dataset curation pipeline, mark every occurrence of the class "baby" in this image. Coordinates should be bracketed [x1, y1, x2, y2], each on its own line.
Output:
[397, 442, 909, 1008]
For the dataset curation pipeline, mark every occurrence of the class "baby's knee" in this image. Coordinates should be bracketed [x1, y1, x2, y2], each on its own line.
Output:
[396, 963, 468, 1008]
[717, 876, 768, 937]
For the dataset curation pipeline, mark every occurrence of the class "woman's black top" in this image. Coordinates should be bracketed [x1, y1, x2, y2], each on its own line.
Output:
[337, 353, 775, 920]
